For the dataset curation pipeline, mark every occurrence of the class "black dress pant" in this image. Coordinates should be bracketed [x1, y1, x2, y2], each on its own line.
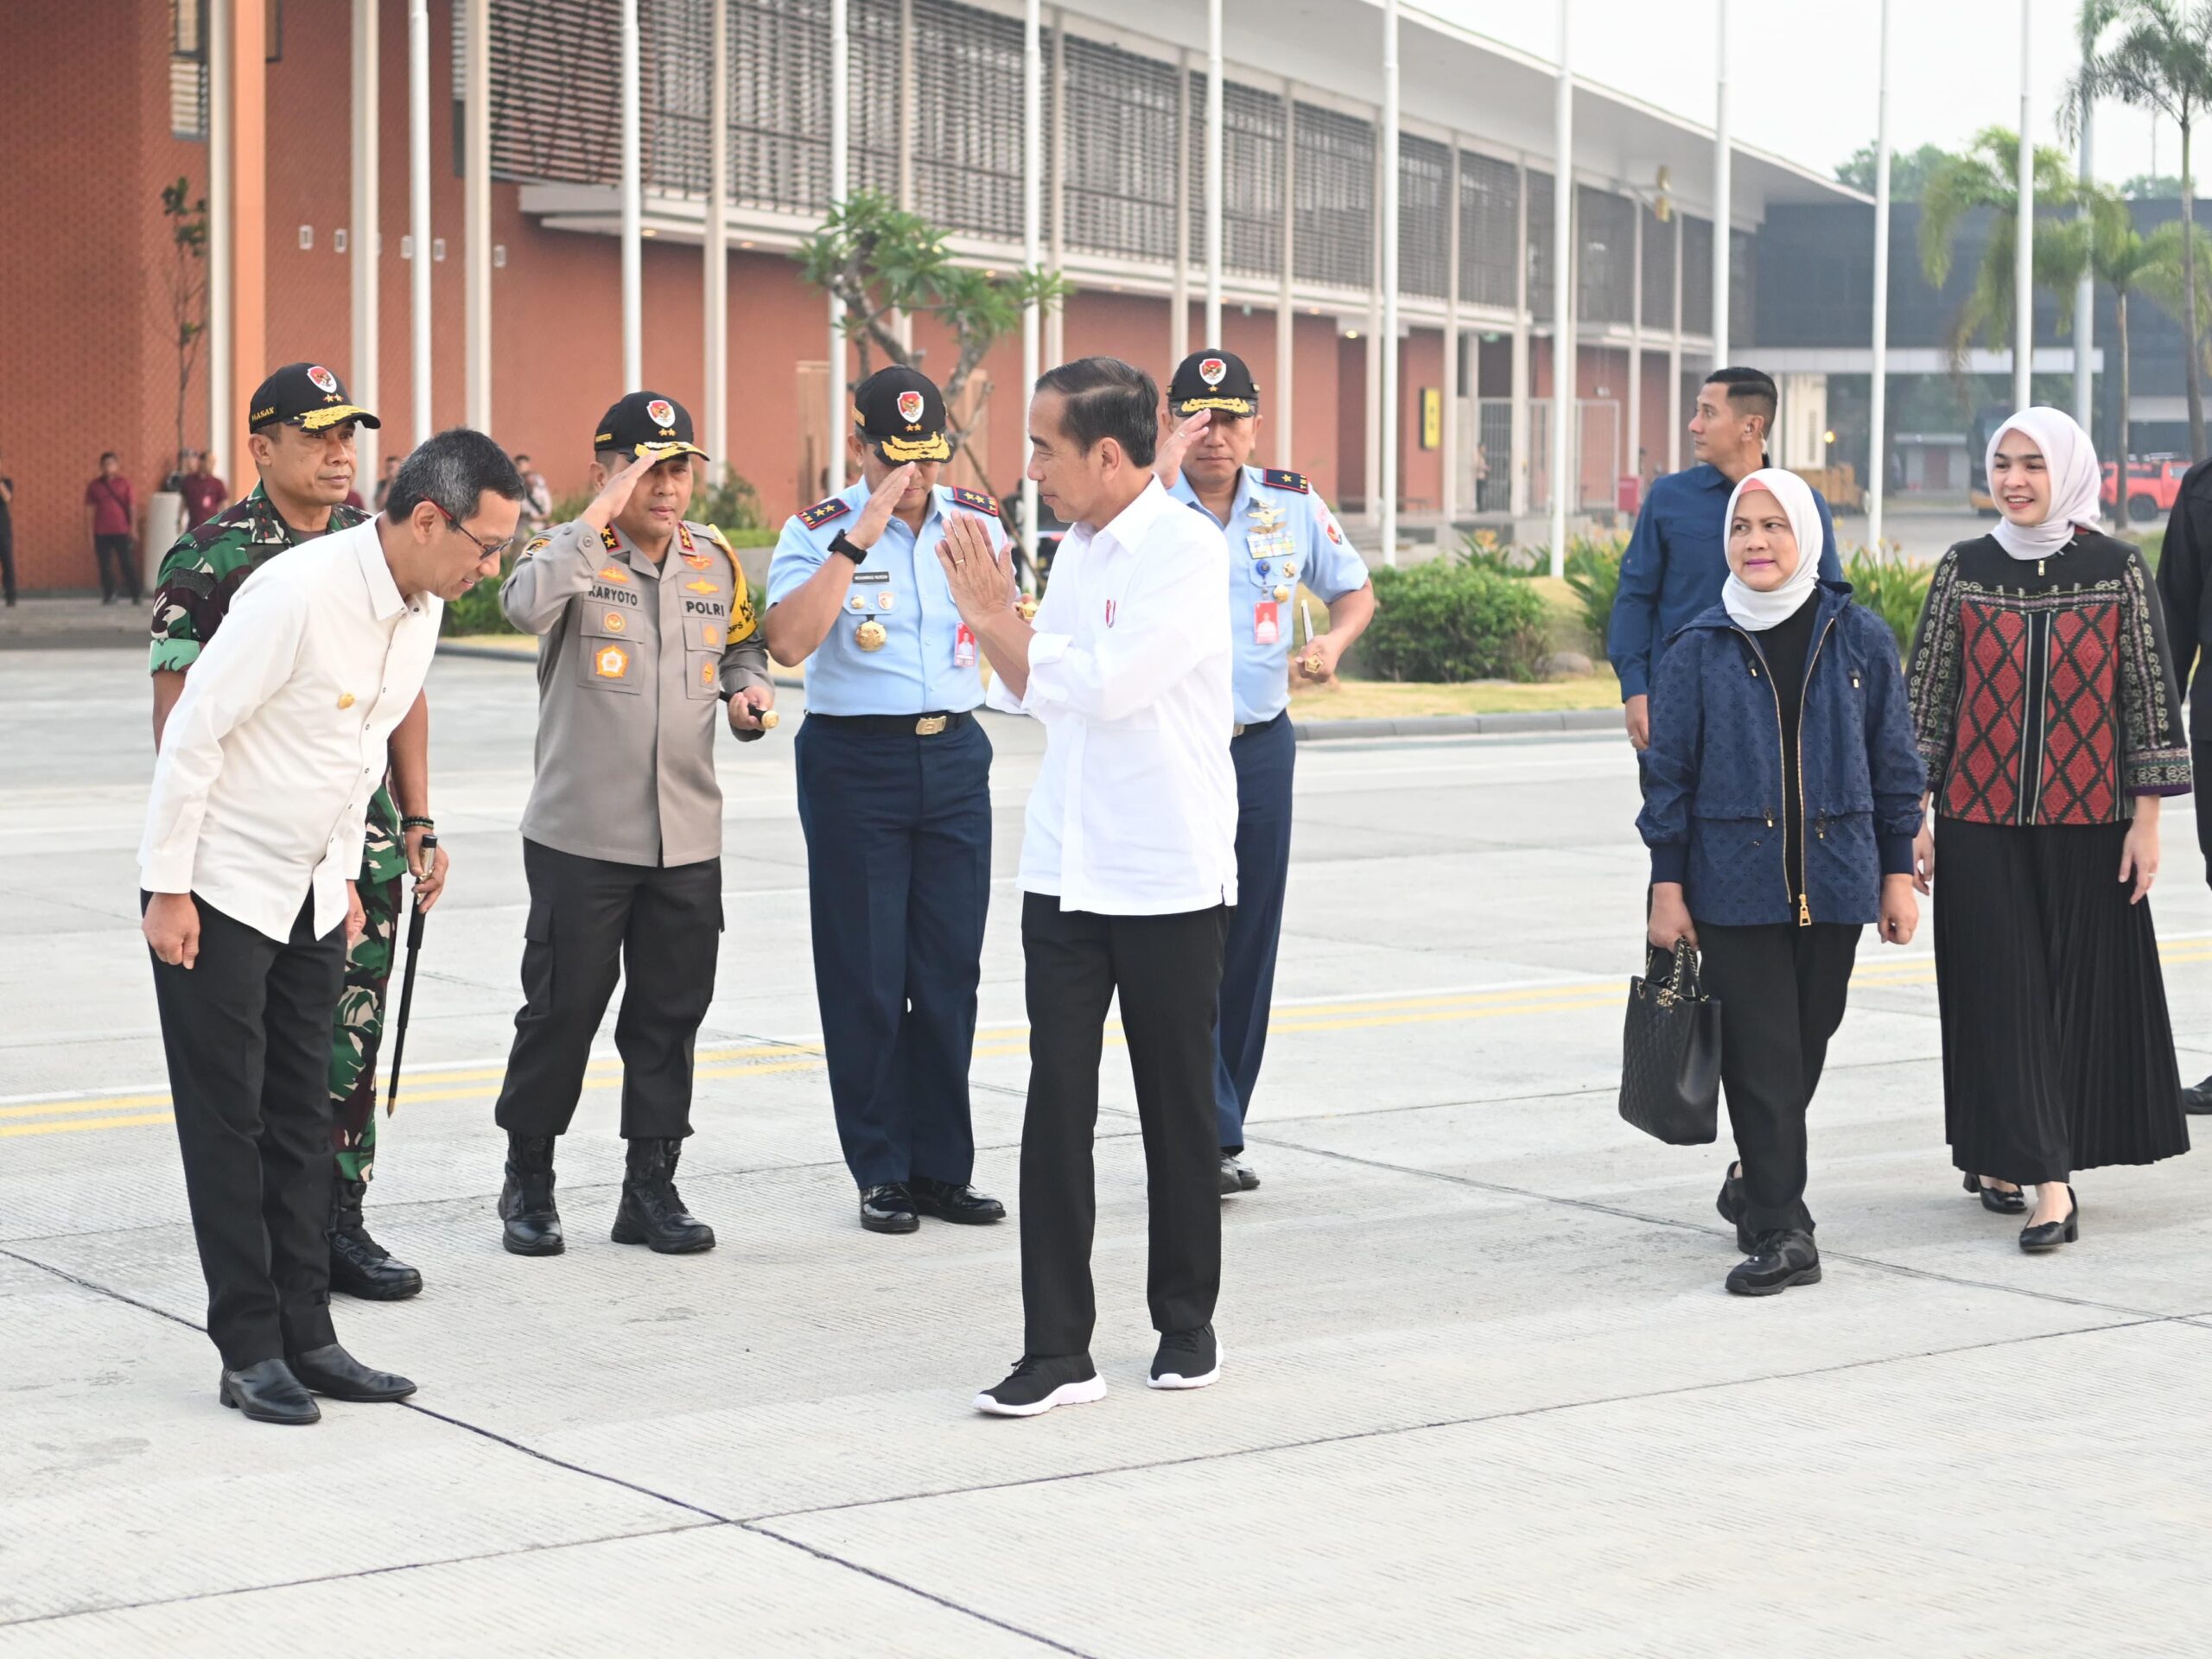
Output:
[0, 528, 16, 603]
[1019, 893, 1228, 1357]
[146, 893, 345, 1370]
[93, 533, 139, 601]
[1696, 920, 1860, 1238]
[493, 839, 721, 1140]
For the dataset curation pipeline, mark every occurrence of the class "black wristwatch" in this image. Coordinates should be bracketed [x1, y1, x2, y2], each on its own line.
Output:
[830, 530, 869, 564]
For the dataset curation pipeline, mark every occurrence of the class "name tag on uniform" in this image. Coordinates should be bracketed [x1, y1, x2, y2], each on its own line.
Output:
[955, 622, 977, 668]
[1254, 601, 1281, 646]
[851, 569, 890, 584]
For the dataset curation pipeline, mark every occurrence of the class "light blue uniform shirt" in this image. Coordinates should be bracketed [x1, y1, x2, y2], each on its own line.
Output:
[1170, 465, 1370, 725]
[766, 480, 1003, 715]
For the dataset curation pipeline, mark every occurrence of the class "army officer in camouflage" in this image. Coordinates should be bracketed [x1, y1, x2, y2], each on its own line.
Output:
[148, 362, 445, 1303]
[491, 391, 774, 1260]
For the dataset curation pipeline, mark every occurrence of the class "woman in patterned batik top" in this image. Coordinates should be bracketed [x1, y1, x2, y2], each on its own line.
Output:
[1907, 406, 2193, 1252]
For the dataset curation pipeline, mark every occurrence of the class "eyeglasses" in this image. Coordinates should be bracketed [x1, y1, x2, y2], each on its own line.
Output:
[434, 502, 514, 563]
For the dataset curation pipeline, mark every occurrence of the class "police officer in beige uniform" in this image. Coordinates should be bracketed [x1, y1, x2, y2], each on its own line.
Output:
[492, 392, 774, 1257]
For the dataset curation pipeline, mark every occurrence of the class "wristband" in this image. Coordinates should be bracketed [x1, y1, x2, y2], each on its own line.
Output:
[829, 530, 869, 564]
[401, 815, 436, 832]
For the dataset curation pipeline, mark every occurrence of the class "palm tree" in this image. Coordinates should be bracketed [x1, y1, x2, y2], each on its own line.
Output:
[1918, 127, 2085, 374]
[2041, 190, 2164, 467]
[2066, 0, 2212, 458]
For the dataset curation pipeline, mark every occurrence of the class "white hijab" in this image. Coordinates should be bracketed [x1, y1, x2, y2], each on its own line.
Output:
[1720, 467, 1825, 632]
[1985, 405, 2102, 562]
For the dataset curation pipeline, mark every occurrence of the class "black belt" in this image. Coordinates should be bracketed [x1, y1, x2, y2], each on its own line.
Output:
[1232, 709, 1289, 738]
[805, 710, 975, 737]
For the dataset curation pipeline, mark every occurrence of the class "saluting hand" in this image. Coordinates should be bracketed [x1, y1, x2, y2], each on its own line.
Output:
[850, 462, 918, 551]
[582, 451, 659, 531]
[1153, 409, 1212, 488]
[937, 513, 1016, 626]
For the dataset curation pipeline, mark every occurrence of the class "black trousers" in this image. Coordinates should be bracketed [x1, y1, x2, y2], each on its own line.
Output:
[1019, 893, 1228, 1357]
[93, 532, 139, 601]
[1696, 920, 1860, 1238]
[493, 839, 721, 1140]
[0, 529, 16, 603]
[146, 893, 345, 1370]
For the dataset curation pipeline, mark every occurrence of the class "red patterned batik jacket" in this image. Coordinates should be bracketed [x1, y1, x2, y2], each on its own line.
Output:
[1907, 531, 2192, 826]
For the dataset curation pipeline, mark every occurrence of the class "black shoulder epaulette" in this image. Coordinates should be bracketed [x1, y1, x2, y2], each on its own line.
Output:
[799, 497, 852, 531]
[1262, 468, 1309, 494]
[949, 486, 1001, 518]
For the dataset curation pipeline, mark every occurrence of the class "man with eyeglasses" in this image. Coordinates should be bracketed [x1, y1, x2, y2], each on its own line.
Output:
[149, 363, 447, 1306]
[490, 391, 775, 1259]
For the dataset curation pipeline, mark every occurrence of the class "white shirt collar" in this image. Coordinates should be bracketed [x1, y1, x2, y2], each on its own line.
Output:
[356, 519, 410, 620]
[1084, 475, 1174, 552]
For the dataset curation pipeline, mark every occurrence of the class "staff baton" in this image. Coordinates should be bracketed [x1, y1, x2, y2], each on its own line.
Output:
[382, 832, 435, 1118]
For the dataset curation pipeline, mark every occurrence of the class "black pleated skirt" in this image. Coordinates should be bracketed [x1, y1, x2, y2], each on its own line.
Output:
[1932, 817, 2190, 1183]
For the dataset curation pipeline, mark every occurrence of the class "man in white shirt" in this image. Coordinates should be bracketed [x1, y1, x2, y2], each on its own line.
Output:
[139, 429, 524, 1426]
[938, 356, 1238, 1418]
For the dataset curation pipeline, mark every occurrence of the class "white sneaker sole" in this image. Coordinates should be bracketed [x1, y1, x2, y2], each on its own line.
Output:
[973, 1374, 1109, 1417]
[1147, 1345, 1224, 1390]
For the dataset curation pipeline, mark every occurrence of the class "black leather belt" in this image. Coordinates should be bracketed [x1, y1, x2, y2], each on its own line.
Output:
[804, 710, 975, 737]
[1232, 709, 1289, 739]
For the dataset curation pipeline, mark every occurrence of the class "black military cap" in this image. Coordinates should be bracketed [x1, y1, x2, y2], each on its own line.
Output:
[1169, 348, 1258, 417]
[247, 362, 381, 433]
[852, 365, 951, 463]
[594, 391, 710, 461]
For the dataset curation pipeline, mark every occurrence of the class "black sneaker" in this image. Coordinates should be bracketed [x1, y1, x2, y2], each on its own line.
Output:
[974, 1353, 1107, 1417]
[1715, 1166, 1754, 1254]
[1147, 1324, 1221, 1390]
[1726, 1230, 1821, 1297]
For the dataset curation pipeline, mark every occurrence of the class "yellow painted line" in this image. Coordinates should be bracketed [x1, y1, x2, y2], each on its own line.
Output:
[0, 1112, 177, 1140]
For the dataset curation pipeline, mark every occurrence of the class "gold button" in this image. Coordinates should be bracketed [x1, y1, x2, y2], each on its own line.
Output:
[337, 693, 356, 709]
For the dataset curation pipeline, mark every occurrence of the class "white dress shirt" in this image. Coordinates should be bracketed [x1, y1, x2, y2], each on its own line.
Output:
[987, 476, 1237, 915]
[139, 518, 443, 942]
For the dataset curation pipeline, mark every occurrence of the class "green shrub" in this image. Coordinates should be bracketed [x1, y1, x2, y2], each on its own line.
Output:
[442, 556, 522, 637]
[1842, 543, 1932, 657]
[1362, 561, 1551, 682]
[1455, 527, 1542, 577]
[1560, 534, 1626, 654]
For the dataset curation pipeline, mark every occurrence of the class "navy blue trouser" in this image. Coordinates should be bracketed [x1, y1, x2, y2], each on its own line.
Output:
[1214, 709, 1295, 1149]
[795, 714, 992, 1190]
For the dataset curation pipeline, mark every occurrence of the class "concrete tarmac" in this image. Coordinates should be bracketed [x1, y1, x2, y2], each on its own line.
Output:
[3, 645, 2210, 1656]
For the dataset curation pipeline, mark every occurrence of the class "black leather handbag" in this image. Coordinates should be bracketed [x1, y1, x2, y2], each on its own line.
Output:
[1619, 940, 1722, 1145]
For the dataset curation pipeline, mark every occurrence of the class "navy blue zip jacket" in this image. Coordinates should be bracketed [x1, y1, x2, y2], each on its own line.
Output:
[1637, 582, 1927, 926]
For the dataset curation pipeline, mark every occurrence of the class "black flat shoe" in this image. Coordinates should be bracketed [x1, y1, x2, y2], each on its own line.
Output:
[909, 1176, 1005, 1224]
[2184, 1075, 2212, 1116]
[861, 1182, 919, 1234]
[1217, 1155, 1243, 1198]
[287, 1342, 418, 1402]
[2019, 1185, 2079, 1253]
[219, 1357, 320, 1425]
[1963, 1173, 2028, 1216]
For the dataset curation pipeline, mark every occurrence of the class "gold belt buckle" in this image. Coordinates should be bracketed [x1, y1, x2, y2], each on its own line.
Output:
[915, 715, 948, 736]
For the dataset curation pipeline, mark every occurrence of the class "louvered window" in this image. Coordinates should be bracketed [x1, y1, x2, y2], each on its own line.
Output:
[1681, 213, 1713, 338]
[911, 0, 1024, 238]
[1398, 133, 1448, 297]
[1526, 168, 1556, 321]
[1457, 151, 1516, 308]
[1293, 103, 1373, 291]
[1058, 38, 1177, 260]
[1185, 75, 1285, 274]
[171, 0, 208, 142]
[1642, 212, 1676, 327]
[1577, 186, 1634, 324]
[488, 0, 627, 189]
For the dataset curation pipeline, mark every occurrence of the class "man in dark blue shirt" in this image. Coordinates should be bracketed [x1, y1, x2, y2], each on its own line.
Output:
[1608, 368, 1842, 749]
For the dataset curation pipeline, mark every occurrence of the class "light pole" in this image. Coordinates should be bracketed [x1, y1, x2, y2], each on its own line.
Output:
[2015, 0, 2034, 415]
[1870, 0, 1891, 549]
[1550, 1, 1573, 578]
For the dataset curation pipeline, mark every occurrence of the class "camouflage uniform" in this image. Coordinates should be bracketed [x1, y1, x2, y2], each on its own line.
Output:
[149, 484, 404, 1179]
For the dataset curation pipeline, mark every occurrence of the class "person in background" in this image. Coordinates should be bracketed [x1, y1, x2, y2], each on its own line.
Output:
[2152, 444, 2212, 1116]
[371, 454, 403, 514]
[0, 448, 15, 607]
[1641, 468, 1923, 1296]
[86, 451, 142, 604]
[515, 454, 554, 534]
[172, 450, 229, 529]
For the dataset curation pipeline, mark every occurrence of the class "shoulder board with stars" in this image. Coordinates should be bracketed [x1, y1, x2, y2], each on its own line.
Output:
[949, 486, 1001, 518]
[599, 525, 621, 551]
[1262, 468, 1309, 495]
[799, 497, 851, 531]
[677, 520, 716, 569]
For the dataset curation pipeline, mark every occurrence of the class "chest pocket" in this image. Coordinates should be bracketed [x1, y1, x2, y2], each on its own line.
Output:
[577, 607, 645, 696]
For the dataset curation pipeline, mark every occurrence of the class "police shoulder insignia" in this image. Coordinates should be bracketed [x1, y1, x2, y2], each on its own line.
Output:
[599, 526, 621, 551]
[799, 497, 851, 531]
[949, 486, 1001, 518]
[520, 534, 550, 560]
[677, 523, 696, 552]
[1262, 468, 1310, 494]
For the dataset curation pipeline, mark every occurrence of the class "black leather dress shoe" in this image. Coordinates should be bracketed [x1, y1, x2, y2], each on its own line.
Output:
[2019, 1185, 2080, 1253]
[1962, 1173, 2028, 1215]
[286, 1342, 418, 1402]
[909, 1176, 1005, 1224]
[329, 1178, 425, 1300]
[2184, 1076, 2212, 1116]
[861, 1183, 920, 1234]
[1726, 1230, 1821, 1296]
[219, 1357, 320, 1425]
[1217, 1155, 1243, 1198]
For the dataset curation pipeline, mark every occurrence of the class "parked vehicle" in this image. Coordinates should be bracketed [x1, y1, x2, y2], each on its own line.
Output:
[2100, 455, 2189, 524]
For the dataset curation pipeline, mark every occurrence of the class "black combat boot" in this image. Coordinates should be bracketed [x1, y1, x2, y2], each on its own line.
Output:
[498, 1133, 564, 1256]
[328, 1177, 425, 1300]
[611, 1136, 715, 1254]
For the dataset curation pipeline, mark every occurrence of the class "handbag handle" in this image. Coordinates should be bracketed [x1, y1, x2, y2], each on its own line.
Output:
[1656, 937, 1700, 1006]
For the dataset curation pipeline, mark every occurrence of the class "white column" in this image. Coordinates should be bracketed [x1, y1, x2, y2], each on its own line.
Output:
[1628, 199, 1643, 491]
[706, 0, 729, 474]
[1870, 0, 1891, 548]
[620, 0, 642, 388]
[464, 0, 491, 432]
[1668, 212, 1683, 474]
[2075, 87, 2095, 435]
[1550, 4, 1573, 576]
[409, 0, 431, 442]
[828, 0, 849, 490]
[209, 0, 233, 464]
[1205, 0, 1224, 345]
[1364, 121, 1382, 531]
[351, 0, 379, 483]
[2016, 0, 2033, 414]
[1379, 0, 1399, 565]
[1276, 83, 1296, 469]
[1048, 11, 1065, 367]
[897, 0, 914, 352]
[1441, 138, 1461, 524]
[1712, 0, 1731, 371]
[1022, 0, 1042, 544]
[1509, 156, 1529, 518]
[1173, 52, 1191, 365]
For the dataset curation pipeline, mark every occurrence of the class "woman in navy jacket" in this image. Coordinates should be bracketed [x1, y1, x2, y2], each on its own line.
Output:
[1639, 467, 1926, 1295]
